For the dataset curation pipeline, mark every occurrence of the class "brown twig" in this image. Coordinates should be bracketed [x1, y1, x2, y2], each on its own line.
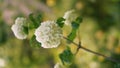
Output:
[63, 36, 120, 63]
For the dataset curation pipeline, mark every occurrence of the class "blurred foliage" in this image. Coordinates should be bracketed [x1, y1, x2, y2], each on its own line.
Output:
[0, 0, 120, 68]
[114, 63, 120, 68]
[0, 20, 8, 44]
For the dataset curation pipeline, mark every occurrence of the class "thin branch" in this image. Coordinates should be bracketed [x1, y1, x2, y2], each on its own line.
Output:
[63, 36, 120, 63]
[63, 36, 80, 55]
[81, 46, 120, 63]
[63, 36, 78, 47]
[75, 42, 81, 55]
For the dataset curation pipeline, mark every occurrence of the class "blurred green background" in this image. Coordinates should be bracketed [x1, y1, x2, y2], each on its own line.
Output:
[0, 0, 120, 68]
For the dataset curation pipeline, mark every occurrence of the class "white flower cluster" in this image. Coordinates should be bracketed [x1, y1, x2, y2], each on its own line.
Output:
[11, 17, 27, 39]
[63, 10, 78, 25]
[34, 21, 62, 48]
[11, 10, 78, 48]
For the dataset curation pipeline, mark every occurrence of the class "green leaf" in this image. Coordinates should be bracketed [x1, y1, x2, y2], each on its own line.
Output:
[59, 47, 74, 65]
[30, 35, 41, 48]
[71, 22, 79, 29]
[67, 29, 77, 43]
[36, 13, 43, 24]
[28, 13, 39, 28]
[75, 16, 83, 23]
[23, 26, 29, 34]
[28, 13, 43, 29]
[67, 16, 82, 43]
[72, 16, 82, 29]
[56, 17, 65, 28]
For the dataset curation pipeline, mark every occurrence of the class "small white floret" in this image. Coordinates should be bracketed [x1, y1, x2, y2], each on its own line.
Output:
[63, 10, 78, 25]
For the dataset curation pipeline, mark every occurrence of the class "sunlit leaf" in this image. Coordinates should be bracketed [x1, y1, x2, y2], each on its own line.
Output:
[67, 29, 77, 43]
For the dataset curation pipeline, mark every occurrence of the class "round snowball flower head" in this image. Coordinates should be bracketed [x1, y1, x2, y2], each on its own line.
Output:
[34, 21, 62, 48]
[11, 17, 27, 39]
[63, 10, 78, 25]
